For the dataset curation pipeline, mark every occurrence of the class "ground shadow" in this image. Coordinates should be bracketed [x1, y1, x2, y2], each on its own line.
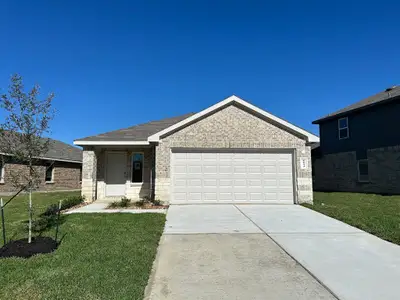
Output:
[1, 208, 67, 258]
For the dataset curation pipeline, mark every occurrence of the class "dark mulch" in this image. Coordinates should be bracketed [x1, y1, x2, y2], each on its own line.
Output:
[0, 237, 58, 259]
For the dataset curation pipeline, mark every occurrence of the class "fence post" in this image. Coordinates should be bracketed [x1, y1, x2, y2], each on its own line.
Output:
[1, 198, 6, 246]
[55, 200, 62, 242]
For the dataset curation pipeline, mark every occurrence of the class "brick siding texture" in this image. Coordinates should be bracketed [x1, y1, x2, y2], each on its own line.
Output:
[313, 145, 400, 194]
[0, 160, 81, 194]
[155, 104, 313, 203]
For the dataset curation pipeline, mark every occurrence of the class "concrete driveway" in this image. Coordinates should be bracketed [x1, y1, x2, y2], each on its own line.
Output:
[146, 205, 400, 300]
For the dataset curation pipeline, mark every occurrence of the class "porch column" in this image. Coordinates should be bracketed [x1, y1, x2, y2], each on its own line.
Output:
[81, 147, 98, 202]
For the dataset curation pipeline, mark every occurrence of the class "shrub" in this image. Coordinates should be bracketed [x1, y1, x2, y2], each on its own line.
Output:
[152, 199, 162, 206]
[61, 195, 84, 210]
[135, 200, 145, 207]
[108, 201, 120, 208]
[42, 195, 84, 216]
[120, 197, 131, 207]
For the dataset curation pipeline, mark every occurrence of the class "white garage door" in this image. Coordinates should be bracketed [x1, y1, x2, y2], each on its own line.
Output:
[171, 150, 294, 204]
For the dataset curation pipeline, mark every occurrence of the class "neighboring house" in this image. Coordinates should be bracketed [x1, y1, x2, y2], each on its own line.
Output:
[74, 95, 318, 204]
[312, 86, 400, 194]
[0, 134, 82, 194]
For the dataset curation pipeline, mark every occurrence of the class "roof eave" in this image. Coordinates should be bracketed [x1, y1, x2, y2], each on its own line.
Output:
[313, 94, 400, 124]
[73, 140, 150, 146]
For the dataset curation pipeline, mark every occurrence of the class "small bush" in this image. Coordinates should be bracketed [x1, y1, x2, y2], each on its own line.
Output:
[108, 201, 120, 208]
[135, 200, 145, 207]
[152, 199, 162, 206]
[42, 195, 84, 216]
[61, 195, 84, 210]
[120, 197, 131, 207]
[107, 197, 131, 208]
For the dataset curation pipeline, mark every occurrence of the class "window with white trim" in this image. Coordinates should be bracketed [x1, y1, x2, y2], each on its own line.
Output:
[45, 162, 54, 182]
[357, 159, 369, 182]
[338, 117, 349, 139]
[131, 153, 143, 183]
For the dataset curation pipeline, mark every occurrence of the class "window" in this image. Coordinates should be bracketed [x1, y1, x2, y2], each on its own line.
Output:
[45, 163, 54, 182]
[357, 159, 369, 182]
[131, 153, 143, 183]
[338, 117, 349, 139]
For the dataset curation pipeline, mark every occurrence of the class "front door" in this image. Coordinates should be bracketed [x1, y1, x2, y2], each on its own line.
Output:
[106, 152, 127, 197]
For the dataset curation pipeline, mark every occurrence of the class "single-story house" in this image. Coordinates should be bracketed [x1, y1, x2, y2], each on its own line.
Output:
[74, 95, 319, 204]
[312, 86, 400, 194]
[0, 134, 82, 195]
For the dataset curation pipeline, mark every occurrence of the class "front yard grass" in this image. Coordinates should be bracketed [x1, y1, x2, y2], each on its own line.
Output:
[303, 192, 400, 245]
[0, 191, 165, 300]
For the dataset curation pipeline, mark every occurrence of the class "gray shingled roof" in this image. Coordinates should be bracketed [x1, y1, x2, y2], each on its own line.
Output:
[45, 139, 82, 162]
[313, 86, 400, 124]
[76, 113, 195, 142]
[0, 131, 82, 162]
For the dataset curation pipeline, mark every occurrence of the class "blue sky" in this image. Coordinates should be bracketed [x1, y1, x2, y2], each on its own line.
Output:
[0, 1, 398, 144]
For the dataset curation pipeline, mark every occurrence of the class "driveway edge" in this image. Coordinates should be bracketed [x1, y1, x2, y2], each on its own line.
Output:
[233, 205, 341, 300]
[143, 234, 165, 300]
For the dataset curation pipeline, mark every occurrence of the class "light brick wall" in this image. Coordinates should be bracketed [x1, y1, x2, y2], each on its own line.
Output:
[81, 148, 97, 201]
[155, 104, 313, 203]
[313, 145, 400, 194]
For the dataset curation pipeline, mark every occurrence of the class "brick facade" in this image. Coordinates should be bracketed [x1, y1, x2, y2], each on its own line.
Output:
[0, 159, 81, 194]
[81, 104, 314, 204]
[155, 104, 313, 203]
[313, 145, 400, 194]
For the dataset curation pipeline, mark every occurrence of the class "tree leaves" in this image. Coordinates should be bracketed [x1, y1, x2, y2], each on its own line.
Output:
[0, 74, 55, 189]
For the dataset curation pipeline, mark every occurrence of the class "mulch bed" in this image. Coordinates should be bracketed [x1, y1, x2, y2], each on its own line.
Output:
[106, 204, 169, 210]
[0, 237, 58, 259]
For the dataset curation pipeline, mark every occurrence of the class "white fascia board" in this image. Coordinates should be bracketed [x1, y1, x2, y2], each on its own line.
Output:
[148, 95, 320, 143]
[73, 140, 150, 146]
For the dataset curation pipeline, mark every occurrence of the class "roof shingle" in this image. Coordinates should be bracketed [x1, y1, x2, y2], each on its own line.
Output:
[313, 86, 400, 124]
[76, 113, 195, 142]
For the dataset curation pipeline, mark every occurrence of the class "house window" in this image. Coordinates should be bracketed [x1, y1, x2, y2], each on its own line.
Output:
[338, 117, 349, 139]
[131, 153, 143, 183]
[357, 159, 369, 182]
[45, 163, 54, 182]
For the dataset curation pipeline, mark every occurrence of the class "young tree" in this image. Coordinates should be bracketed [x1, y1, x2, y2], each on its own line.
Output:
[0, 74, 54, 243]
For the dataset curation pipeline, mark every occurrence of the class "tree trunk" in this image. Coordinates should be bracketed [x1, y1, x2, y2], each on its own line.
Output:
[28, 161, 33, 244]
[28, 184, 32, 243]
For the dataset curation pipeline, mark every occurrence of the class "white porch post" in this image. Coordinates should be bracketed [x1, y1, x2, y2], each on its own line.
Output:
[81, 147, 98, 202]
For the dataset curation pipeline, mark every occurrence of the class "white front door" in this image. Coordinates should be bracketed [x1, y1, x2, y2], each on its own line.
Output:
[171, 150, 294, 204]
[106, 152, 127, 197]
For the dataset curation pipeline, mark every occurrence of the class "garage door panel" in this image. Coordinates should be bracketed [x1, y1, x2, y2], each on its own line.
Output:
[219, 165, 233, 173]
[233, 193, 248, 201]
[171, 150, 294, 204]
[203, 165, 217, 174]
[204, 179, 217, 187]
[219, 179, 233, 187]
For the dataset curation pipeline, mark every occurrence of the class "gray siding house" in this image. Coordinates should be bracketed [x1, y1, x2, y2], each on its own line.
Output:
[312, 86, 400, 194]
[75, 95, 319, 204]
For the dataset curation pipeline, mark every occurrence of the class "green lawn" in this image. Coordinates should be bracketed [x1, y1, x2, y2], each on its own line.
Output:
[0, 191, 166, 300]
[303, 192, 400, 245]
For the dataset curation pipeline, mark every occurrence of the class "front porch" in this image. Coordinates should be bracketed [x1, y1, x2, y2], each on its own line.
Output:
[81, 145, 155, 202]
